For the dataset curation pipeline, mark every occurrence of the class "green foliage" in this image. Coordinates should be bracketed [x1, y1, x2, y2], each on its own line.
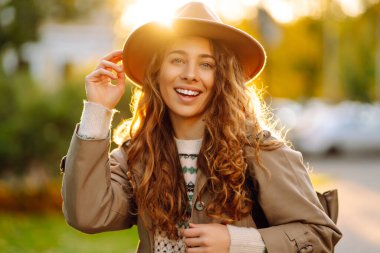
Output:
[0, 213, 138, 253]
[0, 71, 85, 175]
[0, 0, 42, 51]
[239, 3, 379, 102]
[36, 0, 105, 21]
[265, 18, 324, 100]
[340, 6, 377, 102]
[0, 0, 105, 70]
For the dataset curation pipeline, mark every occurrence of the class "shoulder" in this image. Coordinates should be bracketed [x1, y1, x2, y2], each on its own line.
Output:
[245, 130, 306, 181]
[110, 140, 131, 170]
[246, 129, 299, 155]
[245, 130, 293, 156]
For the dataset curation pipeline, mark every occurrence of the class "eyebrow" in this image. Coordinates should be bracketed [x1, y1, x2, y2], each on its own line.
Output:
[167, 50, 216, 61]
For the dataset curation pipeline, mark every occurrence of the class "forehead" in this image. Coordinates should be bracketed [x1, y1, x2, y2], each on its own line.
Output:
[164, 36, 213, 55]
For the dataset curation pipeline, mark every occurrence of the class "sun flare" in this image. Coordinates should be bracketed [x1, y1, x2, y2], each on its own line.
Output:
[121, 0, 178, 30]
[118, 0, 378, 33]
[119, 0, 256, 32]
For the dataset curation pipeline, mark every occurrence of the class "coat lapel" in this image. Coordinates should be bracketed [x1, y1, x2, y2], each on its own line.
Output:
[193, 166, 208, 202]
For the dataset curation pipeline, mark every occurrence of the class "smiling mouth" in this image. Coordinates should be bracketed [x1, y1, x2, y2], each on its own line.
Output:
[175, 88, 201, 97]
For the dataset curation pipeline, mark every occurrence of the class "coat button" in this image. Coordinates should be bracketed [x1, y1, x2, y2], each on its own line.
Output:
[195, 201, 205, 211]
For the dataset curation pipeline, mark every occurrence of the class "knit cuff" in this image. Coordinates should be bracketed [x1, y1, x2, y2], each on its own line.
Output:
[77, 101, 116, 140]
[227, 225, 266, 253]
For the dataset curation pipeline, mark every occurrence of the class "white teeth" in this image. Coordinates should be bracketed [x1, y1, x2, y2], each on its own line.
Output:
[175, 88, 200, 96]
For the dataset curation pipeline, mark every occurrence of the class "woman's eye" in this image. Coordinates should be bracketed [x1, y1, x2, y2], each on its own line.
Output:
[201, 62, 215, 69]
[171, 58, 185, 64]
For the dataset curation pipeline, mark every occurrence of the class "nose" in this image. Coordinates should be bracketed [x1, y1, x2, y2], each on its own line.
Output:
[180, 62, 198, 83]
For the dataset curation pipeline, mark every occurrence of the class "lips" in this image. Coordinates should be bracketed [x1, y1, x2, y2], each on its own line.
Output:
[174, 88, 201, 97]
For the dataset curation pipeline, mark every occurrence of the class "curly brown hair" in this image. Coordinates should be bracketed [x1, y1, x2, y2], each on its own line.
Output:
[113, 37, 283, 239]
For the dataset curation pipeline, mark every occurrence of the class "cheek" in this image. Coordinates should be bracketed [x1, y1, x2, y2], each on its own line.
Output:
[203, 75, 216, 103]
[158, 68, 168, 89]
[205, 73, 216, 90]
[158, 65, 173, 87]
[158, 74, 171, 104]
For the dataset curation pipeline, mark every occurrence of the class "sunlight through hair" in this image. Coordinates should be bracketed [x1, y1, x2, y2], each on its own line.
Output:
[113, 88, 143, 145]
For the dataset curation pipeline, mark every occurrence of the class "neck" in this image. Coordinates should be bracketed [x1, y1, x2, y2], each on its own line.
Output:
[169, 114, 205, 140]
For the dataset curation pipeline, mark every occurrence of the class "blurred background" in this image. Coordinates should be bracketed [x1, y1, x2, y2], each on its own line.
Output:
[0, 0, 379, 252]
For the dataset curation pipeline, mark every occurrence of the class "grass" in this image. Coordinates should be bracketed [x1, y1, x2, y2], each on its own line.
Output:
[0, 212, 139, 253]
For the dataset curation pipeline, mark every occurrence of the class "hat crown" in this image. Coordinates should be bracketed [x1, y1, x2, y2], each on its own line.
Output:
[123, 2, 266, 87]
[175, 2, 222, 23]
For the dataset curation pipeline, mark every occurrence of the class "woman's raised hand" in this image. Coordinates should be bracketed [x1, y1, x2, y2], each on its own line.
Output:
[85, 50, 126, 110]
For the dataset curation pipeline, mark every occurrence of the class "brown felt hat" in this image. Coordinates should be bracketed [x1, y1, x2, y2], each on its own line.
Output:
[122, 1, 266, 87]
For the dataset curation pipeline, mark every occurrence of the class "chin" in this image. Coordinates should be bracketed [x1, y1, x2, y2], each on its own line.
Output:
[171, 109, 204, 120]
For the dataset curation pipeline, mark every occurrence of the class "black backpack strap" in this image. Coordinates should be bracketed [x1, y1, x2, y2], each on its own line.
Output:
[244, 131, 272, 228]
[245, 170, 270, 229]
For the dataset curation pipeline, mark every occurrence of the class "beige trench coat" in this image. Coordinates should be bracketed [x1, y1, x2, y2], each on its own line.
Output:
[61, 125, 342, 252]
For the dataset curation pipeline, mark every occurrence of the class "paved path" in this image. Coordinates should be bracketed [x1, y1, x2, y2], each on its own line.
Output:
[306, 154, 380, 253]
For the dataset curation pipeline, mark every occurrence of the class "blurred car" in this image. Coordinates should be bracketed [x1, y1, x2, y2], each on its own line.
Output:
[273, 99, 380, 155]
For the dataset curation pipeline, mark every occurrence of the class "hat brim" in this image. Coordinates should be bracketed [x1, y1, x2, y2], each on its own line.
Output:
[123, 18, 266, 87]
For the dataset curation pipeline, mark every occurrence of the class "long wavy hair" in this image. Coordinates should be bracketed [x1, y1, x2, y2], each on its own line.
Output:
[114, 37, 283, 239]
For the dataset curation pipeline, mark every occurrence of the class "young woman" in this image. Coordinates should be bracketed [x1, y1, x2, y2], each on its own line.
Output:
[61, 2, 341, 252]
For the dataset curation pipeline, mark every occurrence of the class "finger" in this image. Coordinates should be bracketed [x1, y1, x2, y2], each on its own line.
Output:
[101, 50, 123, 62]
[184, 237, 204, 248]
[183, 227, 201, 238]
[116, 72, 126, 89]
[189, 223, 202, 228]
[96, 59, 123, 73]
[90, 68, 117, 80]
[117, 70, 126, 81]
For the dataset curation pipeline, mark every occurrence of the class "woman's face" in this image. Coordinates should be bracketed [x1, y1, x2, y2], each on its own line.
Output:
[158, 36, 216, 122]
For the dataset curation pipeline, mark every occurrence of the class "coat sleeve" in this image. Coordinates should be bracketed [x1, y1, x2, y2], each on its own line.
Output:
[61, 124, 137, 233]
[245, 140, 342, 253]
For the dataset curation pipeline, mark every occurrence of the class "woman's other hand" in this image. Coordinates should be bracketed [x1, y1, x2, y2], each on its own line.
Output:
[182, 223, 230, 253]
[85, 50, 126, 110]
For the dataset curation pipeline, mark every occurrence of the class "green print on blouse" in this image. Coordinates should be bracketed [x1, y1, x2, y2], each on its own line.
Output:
[182, 166, 197, 174]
